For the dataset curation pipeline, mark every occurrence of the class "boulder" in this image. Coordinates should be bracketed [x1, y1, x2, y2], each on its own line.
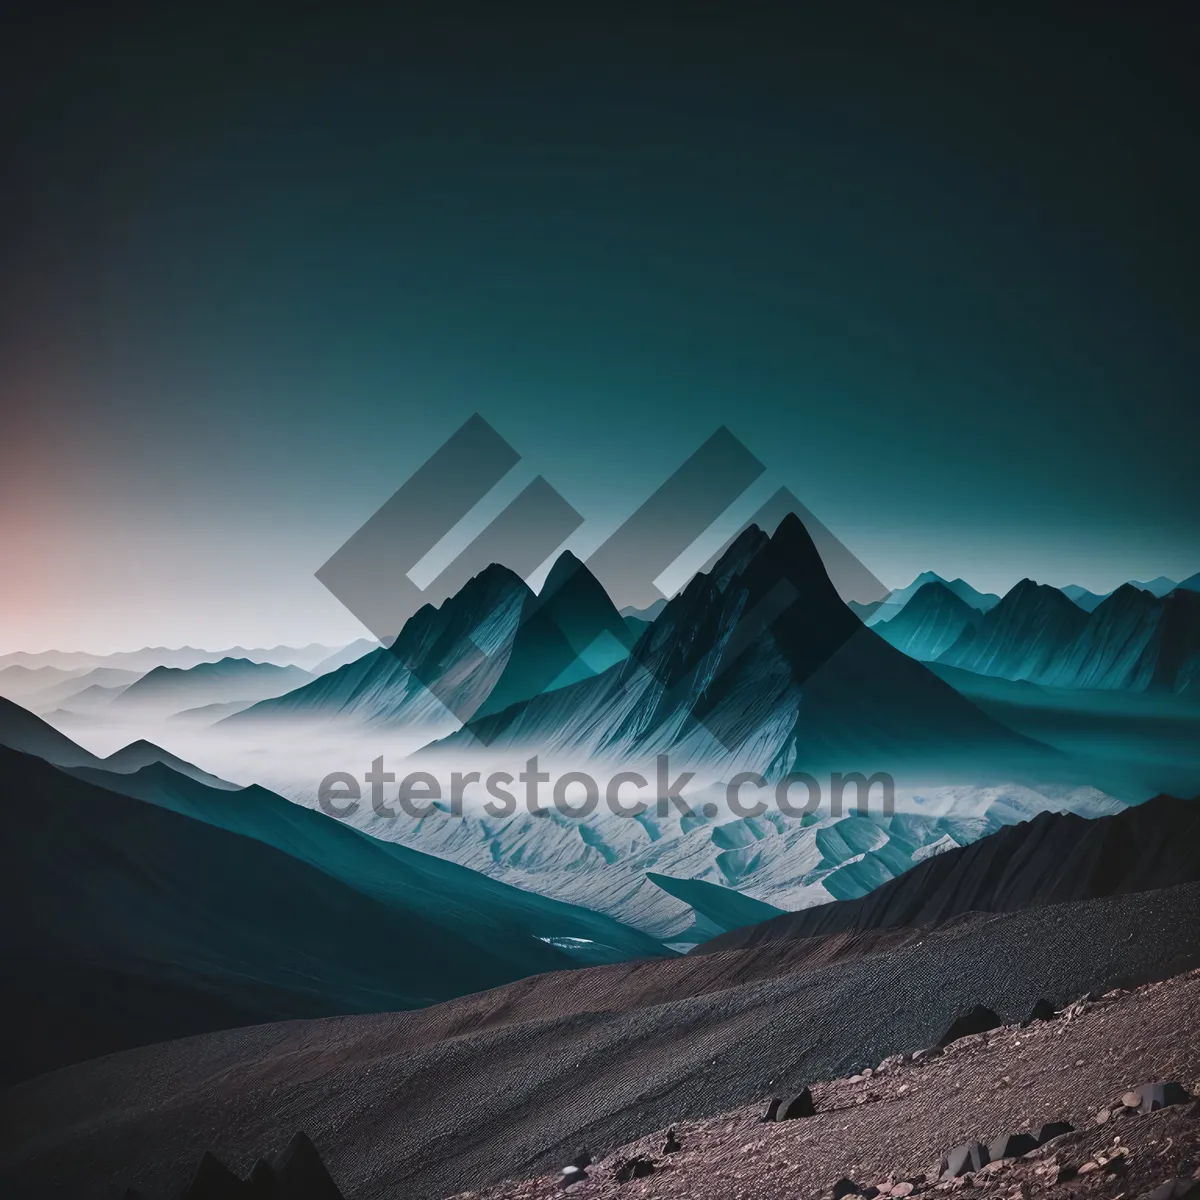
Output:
[832, 1179, 862, 1199]
[1134, 1082, 1192, 1114]
[987, 1133, 1039, 1161]
[777, 1087, 816, 1120]
[761, 1097, 782, 1122]
[938, 1006, 1002, 1046]
[181, 1152, 248, 1198]
[613, 1157, 657, 1183]
[1033, 1120, 1075, 1145]
[661, 1129, 681, 1154]
[1023, 999, 1057, 1025]
[1146, 1180, 1197, 1200]
[941, 1142, 990, 1178]
[561, 1165, 588, 1189]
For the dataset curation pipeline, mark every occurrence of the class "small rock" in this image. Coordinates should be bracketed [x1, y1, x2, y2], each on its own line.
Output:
[662, 1129, 681, 1154]
[777, 1087, 816, 1121]
[939, 1006, 1002, 1047]
[892, 1184, 914, 1198]
[1122, 1091, 1142, 1109]
[1034, 1121, 1075, 1145]
[1078, 1161, 1100, 1175]
[1096, 1108, 1112, 1124]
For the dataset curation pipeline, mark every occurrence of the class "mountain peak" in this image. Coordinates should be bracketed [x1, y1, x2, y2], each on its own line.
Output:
[540, 549, 589, 598]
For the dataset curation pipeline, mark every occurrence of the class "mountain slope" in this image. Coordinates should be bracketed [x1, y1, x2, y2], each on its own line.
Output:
[98, 740, 241, 789]
[0, 744, 666, 1083]
[873, 580, 982, 661]
[699, 791, 1200, 952]
[232, 564, 532, 728]
[472, 551, 636, 719]
[0, 694, 103, 767]
[937, 578, 1091, 680]
[1061, 584, 1109, 612]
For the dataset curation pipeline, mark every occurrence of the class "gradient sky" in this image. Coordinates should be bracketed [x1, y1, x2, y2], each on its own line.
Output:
[3, 3, 1197, 653]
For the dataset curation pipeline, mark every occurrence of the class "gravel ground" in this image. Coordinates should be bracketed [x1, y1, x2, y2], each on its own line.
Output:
[457, 969, 1200, 1200]
[2, 884, 1198, 1200]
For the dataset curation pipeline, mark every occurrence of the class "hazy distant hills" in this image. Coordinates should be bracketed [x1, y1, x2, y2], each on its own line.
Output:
[113, 657, 313, 714]
[0, 642, 341, 675]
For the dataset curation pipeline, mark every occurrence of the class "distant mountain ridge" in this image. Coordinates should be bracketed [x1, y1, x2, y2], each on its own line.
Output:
[115, 657, 313, 713]
[700, 790, 1200, 952]
[873, 580, 983, 661]
[869, 572, 1001, 626]
[936, 581, 1200, 693]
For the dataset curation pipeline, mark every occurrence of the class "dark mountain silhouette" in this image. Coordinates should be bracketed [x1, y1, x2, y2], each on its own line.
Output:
[1178, 571, 1200, 593]
[441, 516, 1049, 778]
[0, 740, 667, 1084]
[699, 791, 1200, 952]
[0, 694, 103, 767]
[874, 580, 982, 661]
[97, 739, 240, 789]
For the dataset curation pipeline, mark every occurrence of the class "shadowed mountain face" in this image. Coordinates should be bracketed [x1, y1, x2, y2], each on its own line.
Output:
[699, 791, 1200, 952]
[442, 515, 1047, 779]
[874, 580, 983, 661]
[0, 694, 104, 767]
[0, 732, 668, 1084]
[473, 551, 636, 719]
[937, 582, 1200, 693]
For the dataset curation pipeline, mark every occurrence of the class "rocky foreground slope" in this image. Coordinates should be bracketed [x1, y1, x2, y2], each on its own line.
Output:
[455, 968, 1200, 1200]
[3, 884, 1198, 1199]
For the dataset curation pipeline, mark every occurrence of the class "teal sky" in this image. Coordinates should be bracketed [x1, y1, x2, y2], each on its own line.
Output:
[2, 4, 1197, 652]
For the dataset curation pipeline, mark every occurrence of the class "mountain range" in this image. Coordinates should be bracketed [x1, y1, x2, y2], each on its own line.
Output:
[425, 516, 1049, 780]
